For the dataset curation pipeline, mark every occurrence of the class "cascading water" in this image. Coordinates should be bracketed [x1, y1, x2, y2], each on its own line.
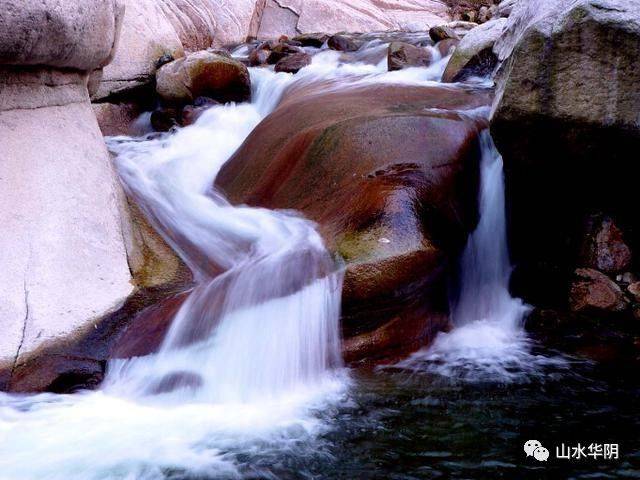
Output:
[103, 67, 344, 403]
[397, 130, 565, 381]
[0, 66, 352, 480]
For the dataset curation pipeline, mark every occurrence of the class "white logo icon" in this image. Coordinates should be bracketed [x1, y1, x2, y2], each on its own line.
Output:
[534, 446, 550, 461]
[524, 440, 542, 457]
[524, 440, 549, 462]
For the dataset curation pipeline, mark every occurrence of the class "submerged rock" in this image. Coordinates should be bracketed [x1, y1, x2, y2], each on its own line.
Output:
[275, 52, 312, 73]
[156, 50, 251, 104]
[328, 34, 361, 52]
[387, 42, 433, 71]
[570, 268, 629, 314]
[181, 97, 219, 126]
[147, 371, 203, 394]
[216, 83, 491, 362]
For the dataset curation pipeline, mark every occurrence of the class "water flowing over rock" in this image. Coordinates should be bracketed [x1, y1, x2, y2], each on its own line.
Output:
[96, 0, 452, 100]
[216, 83, 491, 362]
[497, 0, 518, 17]
[394, 131, 534, 382]
[490, 0, 640, 305]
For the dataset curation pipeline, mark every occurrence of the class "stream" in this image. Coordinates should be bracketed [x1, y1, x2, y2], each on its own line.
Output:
[0, 34, 638, 480]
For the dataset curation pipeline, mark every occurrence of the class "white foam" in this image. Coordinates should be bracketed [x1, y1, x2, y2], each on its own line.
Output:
[396, 133, 566, 382]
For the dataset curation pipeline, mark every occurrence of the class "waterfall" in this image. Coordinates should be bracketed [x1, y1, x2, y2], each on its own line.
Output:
[395, 131, 563, 382]
[450, 131, 528, 331]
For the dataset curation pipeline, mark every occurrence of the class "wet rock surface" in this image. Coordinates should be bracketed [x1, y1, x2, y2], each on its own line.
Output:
[387, 42, 433, 71]
[156, 50, 251, 104]
[275, 52, 312, 73]
[328, 34, 362, 52]
[216, 83, 491, 362]
[442, 17, 506, 82]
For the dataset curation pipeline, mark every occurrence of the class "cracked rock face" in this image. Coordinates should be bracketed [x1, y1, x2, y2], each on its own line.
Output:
[256, 0, 451, 40]
[0, 1, 135, 390]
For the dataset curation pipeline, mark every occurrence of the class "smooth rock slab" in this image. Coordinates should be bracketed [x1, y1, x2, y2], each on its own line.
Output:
[0, 71, 134, 381]
[216, 83, 491, 361]
[0, 0, 123, 71]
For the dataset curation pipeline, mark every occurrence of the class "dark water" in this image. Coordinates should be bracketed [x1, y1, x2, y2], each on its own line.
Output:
[227, 342, 640, 480]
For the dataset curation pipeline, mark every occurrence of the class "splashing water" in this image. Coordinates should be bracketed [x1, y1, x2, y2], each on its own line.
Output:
[397, 132, 566, 382]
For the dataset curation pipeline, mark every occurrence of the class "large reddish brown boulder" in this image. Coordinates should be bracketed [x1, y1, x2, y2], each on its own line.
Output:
[580, 215, 632, 274]
[156, 50, 251, 104]
[216, 83, 491, 362]
[570, 268, 628, 314]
